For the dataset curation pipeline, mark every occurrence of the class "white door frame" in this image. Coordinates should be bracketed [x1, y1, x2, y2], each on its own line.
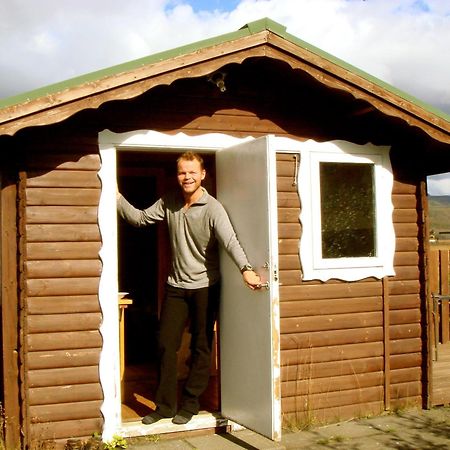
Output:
[98, 130, 255, 440]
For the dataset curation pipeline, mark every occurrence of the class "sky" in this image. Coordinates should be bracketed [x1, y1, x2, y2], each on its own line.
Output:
[1, 0, 449, 192]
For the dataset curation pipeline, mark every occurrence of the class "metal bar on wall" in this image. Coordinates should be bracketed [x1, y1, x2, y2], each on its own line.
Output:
[383, 276, 391, 411]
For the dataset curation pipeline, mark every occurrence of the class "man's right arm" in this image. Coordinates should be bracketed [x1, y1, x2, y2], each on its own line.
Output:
[117, 193, 165, 227]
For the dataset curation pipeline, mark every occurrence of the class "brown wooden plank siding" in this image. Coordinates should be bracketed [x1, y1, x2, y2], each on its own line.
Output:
[389, 180, 423, 409]
[9, 65, 433, 448]
[1, 169, 22, 450]
[21, 149, 103, 445]
[277, 153, 422, 427]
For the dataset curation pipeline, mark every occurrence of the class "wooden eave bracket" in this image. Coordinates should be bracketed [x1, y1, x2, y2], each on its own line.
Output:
[265, 33, 450, 144]
[0, 31, 271, 136]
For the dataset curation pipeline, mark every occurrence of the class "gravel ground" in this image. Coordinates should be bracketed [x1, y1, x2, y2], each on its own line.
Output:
[124, 406, 450, 449]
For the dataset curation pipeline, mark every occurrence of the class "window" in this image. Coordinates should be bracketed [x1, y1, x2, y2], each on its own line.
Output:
[298, 140, 395, 281]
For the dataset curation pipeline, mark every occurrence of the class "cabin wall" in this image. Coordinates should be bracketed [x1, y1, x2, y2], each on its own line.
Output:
[13, 72, 427, 446]
[1, 161, 22, 450]
[277, 153, 423, 427]
[21, 138, 103, 446]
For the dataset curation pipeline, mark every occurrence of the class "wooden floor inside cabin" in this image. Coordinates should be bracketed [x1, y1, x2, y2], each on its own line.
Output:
[121, 364, 220, 421]
[432, 343, 450, 406]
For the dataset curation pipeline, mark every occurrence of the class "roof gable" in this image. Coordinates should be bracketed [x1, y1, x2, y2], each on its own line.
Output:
[0, 17, 448, 142]
[0, 18, 283, 112]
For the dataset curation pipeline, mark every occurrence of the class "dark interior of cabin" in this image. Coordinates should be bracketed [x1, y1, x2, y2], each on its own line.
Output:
[117, 151, 219, 420]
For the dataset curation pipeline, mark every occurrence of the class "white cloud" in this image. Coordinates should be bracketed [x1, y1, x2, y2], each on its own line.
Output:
[428, 173, 450, 196]
[1, 0, 449, 117]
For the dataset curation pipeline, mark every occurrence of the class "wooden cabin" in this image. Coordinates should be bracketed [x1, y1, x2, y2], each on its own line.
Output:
[1, 17, 449, 449]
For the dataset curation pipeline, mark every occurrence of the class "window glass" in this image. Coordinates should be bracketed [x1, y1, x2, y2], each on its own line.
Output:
[320, 162, 375, 258]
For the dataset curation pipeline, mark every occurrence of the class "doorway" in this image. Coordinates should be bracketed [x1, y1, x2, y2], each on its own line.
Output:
[98, 130, 282, 441]
[116, 151, 220, 421]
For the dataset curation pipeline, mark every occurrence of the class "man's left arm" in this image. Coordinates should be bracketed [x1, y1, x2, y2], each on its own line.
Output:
[212, 204, 262, 289]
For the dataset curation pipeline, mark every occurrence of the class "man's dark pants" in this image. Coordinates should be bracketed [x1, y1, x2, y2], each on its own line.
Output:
[155, 283, 220, 417]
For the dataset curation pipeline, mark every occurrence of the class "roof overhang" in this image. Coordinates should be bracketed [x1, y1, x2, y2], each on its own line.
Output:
[0, 18, 449, 143]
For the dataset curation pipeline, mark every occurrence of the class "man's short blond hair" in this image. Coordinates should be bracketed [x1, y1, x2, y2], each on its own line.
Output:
[177, 151, 204, 170]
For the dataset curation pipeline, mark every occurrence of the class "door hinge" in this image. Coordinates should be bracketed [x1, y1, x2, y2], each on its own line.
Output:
[263, 261, 278, 282]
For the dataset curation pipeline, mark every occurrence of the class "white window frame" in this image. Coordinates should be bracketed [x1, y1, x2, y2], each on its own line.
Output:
[298, 140, 395, 282]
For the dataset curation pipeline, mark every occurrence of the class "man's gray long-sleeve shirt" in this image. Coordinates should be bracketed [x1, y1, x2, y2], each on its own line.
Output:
[117, 188, 250, 289]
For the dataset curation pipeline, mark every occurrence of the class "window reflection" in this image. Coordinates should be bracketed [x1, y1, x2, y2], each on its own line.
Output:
[320, 162, 376, 258]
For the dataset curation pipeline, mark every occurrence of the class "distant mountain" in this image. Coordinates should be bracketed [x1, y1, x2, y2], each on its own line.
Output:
[428, 195, 450, 236]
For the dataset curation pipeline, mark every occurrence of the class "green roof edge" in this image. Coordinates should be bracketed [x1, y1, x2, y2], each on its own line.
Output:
[0, 17, 448, 124]
[0, 22, 253, 109]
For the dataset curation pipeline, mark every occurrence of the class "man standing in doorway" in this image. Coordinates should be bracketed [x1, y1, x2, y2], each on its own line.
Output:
[117, 151, 261, 425]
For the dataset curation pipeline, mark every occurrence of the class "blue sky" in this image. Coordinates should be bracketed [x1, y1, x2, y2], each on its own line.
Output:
[184, 0, 240, 12]
[1, 0, 449, 192]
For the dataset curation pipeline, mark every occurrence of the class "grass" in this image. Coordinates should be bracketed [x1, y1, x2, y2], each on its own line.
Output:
[316, 434, 347, 445]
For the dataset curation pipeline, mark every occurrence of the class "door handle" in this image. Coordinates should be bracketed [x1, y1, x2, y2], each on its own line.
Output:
[258, 282, 270, 290]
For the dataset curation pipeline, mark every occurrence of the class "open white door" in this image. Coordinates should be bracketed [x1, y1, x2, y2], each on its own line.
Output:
[216, 135, 281, 441]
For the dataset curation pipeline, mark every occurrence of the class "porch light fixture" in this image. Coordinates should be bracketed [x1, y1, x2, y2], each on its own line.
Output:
[208, 71, 227, 92]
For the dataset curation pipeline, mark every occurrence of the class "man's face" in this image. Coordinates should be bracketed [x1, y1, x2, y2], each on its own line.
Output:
[177, 158, 206, 196]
